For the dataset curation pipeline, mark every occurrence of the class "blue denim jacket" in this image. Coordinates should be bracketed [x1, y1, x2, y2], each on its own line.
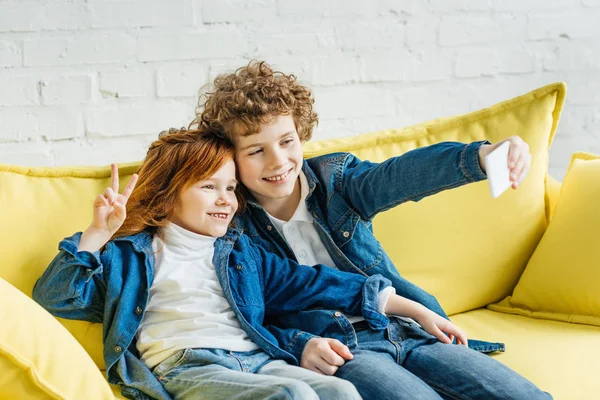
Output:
[234, 141, 506, 361]
[32, 229, 391, 400]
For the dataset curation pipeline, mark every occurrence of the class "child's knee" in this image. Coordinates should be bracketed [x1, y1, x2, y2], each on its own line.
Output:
[276, 380, 319, 400]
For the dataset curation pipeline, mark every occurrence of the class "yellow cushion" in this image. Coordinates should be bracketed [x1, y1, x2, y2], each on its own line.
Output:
[0, 163, 140, 370]
[0, 277, 113, 399]
[451, 308, 600, 400]
[304, 83, 566, 314]
[491, 153, 600, 326]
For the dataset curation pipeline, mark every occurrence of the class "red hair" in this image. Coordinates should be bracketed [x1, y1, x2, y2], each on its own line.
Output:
[113, 128, 244, 240]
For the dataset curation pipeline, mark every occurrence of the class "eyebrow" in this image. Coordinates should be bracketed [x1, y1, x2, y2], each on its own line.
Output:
[238, 131, 296, 152]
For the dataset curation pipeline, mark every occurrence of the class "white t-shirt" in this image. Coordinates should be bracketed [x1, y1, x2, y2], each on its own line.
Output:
[266, 172, 395, 323]
[136, 222, 258, 369]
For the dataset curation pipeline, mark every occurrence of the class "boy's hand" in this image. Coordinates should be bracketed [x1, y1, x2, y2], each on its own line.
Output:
[300, 337, 353, 375]
[478, 136, 531, 189]
[413, 308, 468, 347]
[79, 164, 138, 252]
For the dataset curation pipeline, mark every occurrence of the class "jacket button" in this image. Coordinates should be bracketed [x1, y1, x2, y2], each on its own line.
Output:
[334, 311, 342, 317]
[267, 225, 273, 231]
[114, 346, 122, 353]
[135, 306, 142, 315]
[342, 231, 350, 238]
[236, 264, 243, 271]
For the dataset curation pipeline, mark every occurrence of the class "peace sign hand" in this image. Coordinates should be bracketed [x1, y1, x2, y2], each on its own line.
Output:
[78, 164, 138, 253]
[91, 163, 138, 235]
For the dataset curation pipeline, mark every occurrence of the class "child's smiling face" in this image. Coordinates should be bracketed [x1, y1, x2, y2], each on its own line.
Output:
[233, 114, 304, 209]
[170, 159, 238, 237]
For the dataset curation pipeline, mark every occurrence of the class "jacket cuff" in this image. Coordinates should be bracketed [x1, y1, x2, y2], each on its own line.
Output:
[59, 232, 103, 269]
[284, 331, 319, 363]
[460, 140, 491, 182]
[362, 275, 392, 330]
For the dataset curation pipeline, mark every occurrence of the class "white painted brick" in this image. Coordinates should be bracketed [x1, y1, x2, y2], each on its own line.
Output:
[40, 75, 92, 105]
[406, 49, 453, 81]
[0, 3, 91, 32]
[529, 12, 600, 40]
[497, 49, 535, 74]
[89, 0, 193, 28]
[549, 135, 597, 168]
[137, 31, 246, 62]
[36, 108, 85, 141]
[395, 84, 469, 124]
[0, 77, 37, 106]
[86, 103, 193, 137]
[542, 41, 600, 71]
[313, 85, 395, 119]
[252, 23, 336, 56]
[310, 56, 360, 86]
[339, 115, 415, 136]
[428, 0, 490, 12]
[0, 40, 22, 68]
[156, 64, 208, 98]
[24, 35, 135, 67]
[0, 108, 84, 141]
[336, 21, 406, 52]
[0, 110, 34, 142]
[491, 0, 580, 10]
[568, 83, 600, 105]
[558, 106, 600, 137]
[359, 50, 410, 82]
[277, 0, 378, 18]
[405, 18, 439, 47]
[0, 142, 53, 166]
[202, 0, 277, 23]
[207, 59, 256, 83]
[258, 57, 312, 83]
[52, 136, 154, 166]
[455, 50, 498, 78]
[377, 0, 431, 17]
[100, 70, 153, 98]
[439, 15, 526, 46]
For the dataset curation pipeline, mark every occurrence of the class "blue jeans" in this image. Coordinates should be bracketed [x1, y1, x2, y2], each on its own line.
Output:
[334, 318, 552, 400]
[151, 348, 361, 400]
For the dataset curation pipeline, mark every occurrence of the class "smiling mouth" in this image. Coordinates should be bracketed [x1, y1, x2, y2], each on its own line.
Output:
[264, 168, 292, 182]
[208, 213, 229, 220]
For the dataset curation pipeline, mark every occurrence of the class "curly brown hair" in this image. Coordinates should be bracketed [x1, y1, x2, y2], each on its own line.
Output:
[190, 60, 318, 142]
[113, 127, 245, 240]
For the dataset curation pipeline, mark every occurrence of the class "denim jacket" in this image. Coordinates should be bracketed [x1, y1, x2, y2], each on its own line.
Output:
[234, 141, 506, 361]
[33, 229, 391, 400]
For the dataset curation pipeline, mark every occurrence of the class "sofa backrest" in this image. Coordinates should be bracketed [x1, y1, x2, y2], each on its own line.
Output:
[0, 82, 565, 369]
[304, 82, 565, 316]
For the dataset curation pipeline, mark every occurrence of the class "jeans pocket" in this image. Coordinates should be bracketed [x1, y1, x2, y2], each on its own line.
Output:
[152, 348, 190, 381]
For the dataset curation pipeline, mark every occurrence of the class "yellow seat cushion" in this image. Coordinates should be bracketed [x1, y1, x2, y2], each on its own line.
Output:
[0, 277, 113, 399]
[0, 163, 140, 370]
[491, 153, 600, 326]
[451, 308, 600, 400]
[304, 83, 566, 315]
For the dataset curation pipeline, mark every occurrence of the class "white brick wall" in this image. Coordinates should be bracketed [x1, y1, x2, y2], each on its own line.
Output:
[1, 1, 599, 180]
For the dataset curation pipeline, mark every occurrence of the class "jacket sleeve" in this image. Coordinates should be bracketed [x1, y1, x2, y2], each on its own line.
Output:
[249, 239, 391, 330]
[32, 232, 106, 323]
[340, 141, 489, 220]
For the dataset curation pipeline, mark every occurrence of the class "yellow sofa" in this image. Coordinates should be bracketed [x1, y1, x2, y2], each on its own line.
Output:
[2, 82, 599, 399]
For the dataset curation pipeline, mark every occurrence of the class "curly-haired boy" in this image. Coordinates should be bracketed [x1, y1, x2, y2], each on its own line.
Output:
[191, 61, 550, 400]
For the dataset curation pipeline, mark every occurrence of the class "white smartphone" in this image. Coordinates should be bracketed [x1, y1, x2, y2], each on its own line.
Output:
[484, 141, 512, 199]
